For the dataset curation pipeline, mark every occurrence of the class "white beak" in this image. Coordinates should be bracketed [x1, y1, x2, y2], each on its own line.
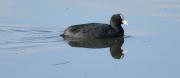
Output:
[122, 20, 128, 25]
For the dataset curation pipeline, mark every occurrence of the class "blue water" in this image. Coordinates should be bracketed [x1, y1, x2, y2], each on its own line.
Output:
[0, 0, 180, 78]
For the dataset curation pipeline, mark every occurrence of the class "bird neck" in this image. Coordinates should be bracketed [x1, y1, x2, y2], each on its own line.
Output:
[111, 24, 122, 32]
[110, 21, 122, 31]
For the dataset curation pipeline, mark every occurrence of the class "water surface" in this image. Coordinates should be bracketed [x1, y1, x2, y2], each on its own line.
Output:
[0, 0, 180, 78]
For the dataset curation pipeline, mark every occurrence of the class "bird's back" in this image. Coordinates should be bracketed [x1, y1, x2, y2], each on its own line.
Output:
[63, 23, 111, 39]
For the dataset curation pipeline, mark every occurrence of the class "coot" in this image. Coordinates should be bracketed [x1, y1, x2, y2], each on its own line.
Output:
[61, 14, 128, 39]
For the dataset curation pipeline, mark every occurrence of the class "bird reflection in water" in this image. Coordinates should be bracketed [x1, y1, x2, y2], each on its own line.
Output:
[63, 37, 126, 59]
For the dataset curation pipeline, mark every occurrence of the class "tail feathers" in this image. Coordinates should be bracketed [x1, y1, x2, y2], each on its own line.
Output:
[60, 34, 65, 37]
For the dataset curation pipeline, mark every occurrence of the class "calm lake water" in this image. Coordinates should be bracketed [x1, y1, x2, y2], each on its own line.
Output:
[0, 0, 180, 78]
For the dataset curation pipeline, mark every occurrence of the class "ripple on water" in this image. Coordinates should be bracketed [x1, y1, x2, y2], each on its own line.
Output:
[0, 26, 63, 49]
